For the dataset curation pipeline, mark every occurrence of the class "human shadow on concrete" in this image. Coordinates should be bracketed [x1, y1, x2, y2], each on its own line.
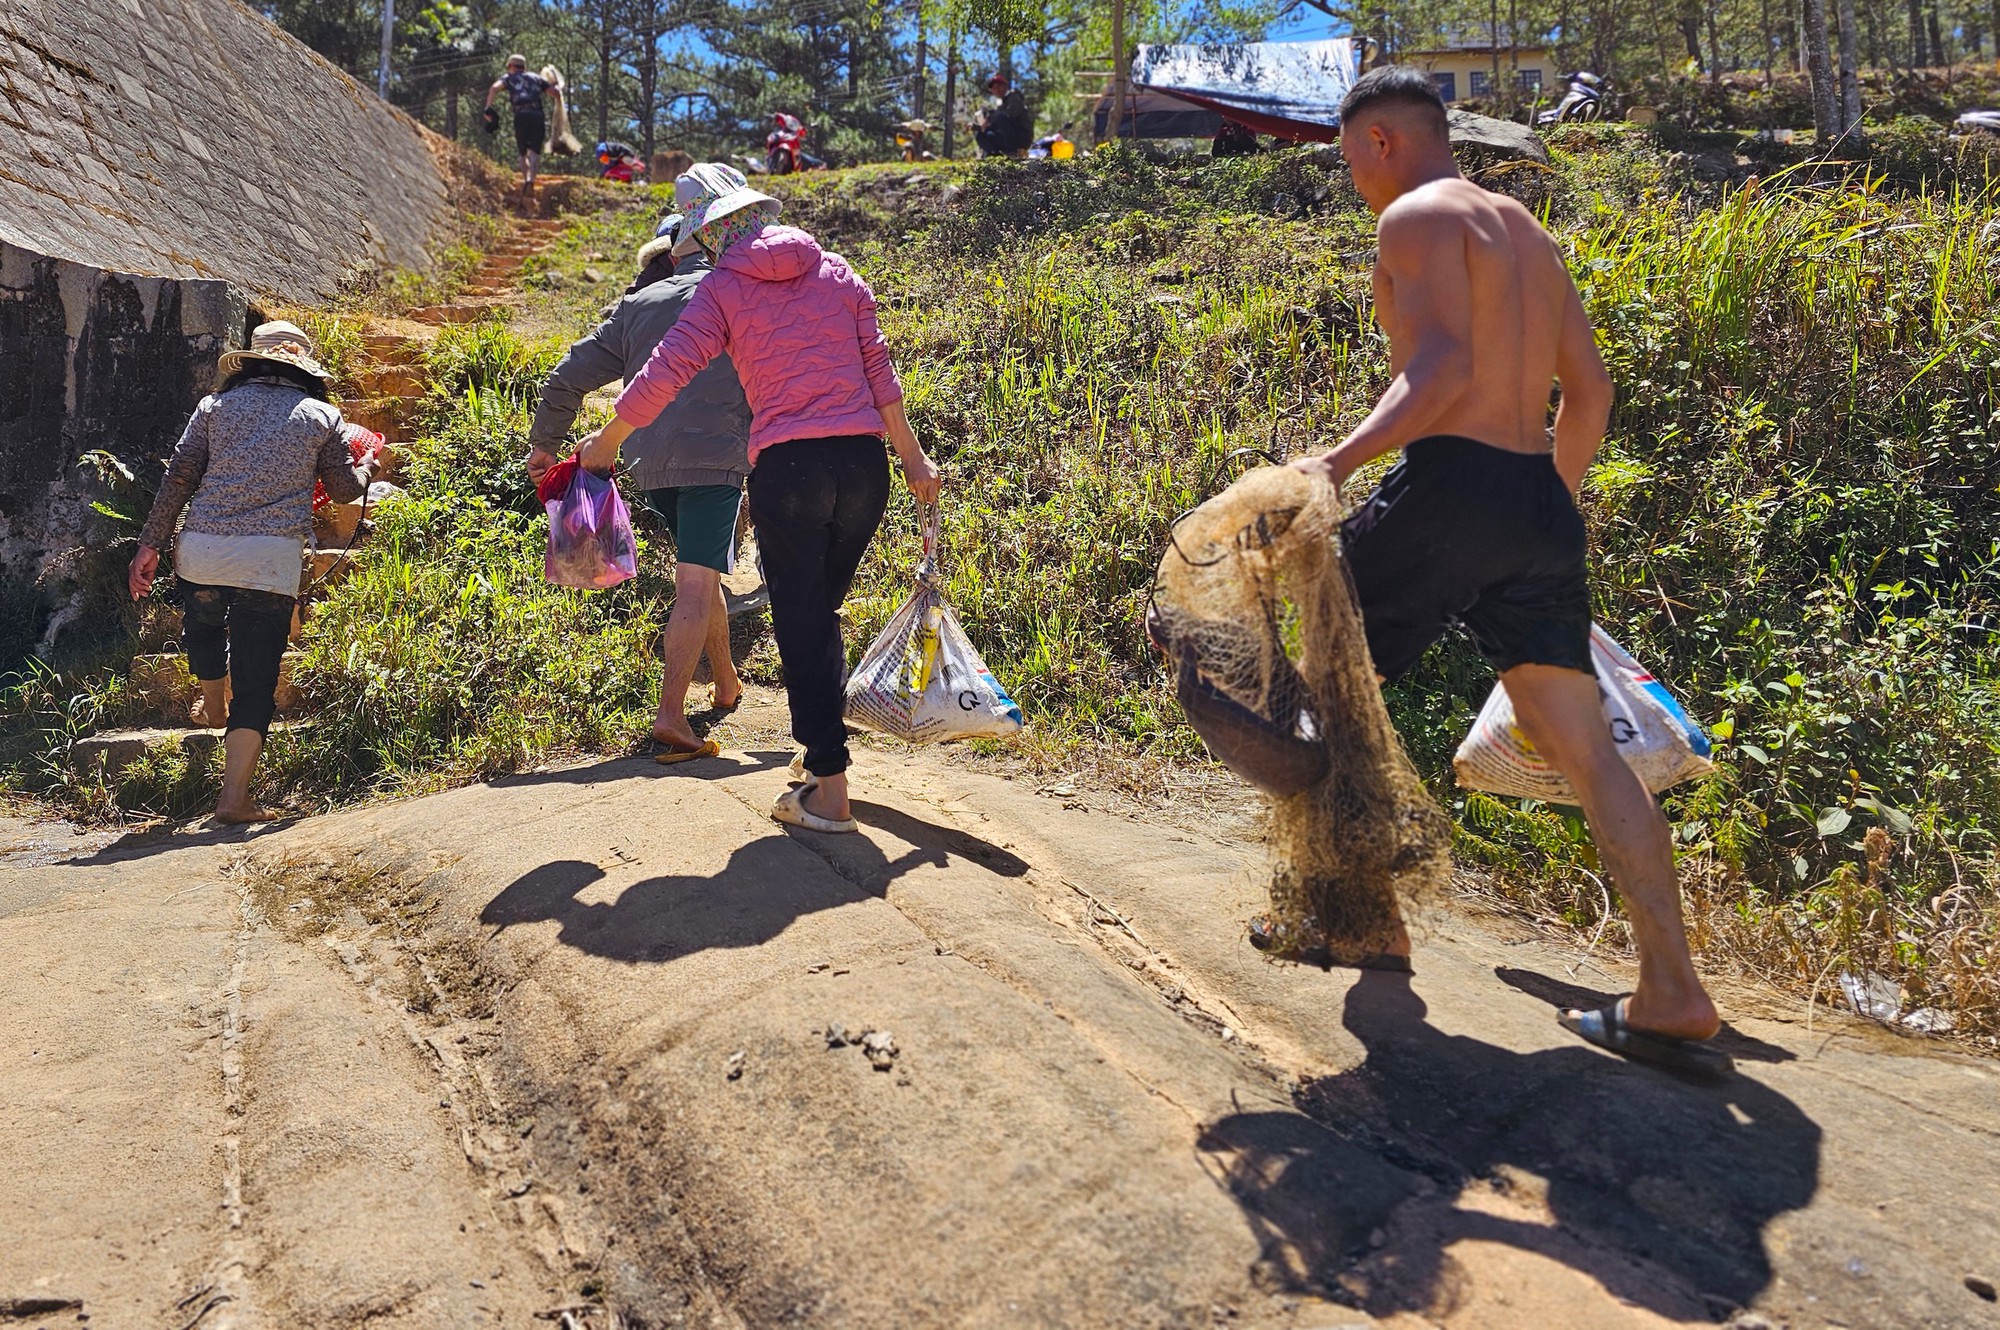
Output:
[474, 748, 793, 791]
[479, 799, 1028, 964]
[1197, 971, 1822, 1321]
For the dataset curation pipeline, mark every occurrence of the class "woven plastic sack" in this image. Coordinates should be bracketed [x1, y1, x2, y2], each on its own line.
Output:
[845, 507, 1024, 743]
[544, 463, 637, 590]
[1453, 626, 1714, 802]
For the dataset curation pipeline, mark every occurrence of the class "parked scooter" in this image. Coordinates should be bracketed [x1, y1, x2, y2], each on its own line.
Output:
[595, 140, 644, 183]
[1954, 110, 2000, 135]
[764, 113, 828, 175]
[1537, 72, 1607, 126]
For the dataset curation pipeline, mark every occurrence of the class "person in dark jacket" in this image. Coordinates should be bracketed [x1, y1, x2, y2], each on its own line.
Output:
[526, 222, 753, 761]
[129, 321, 376, 823]
[974, 74, 1033, 157]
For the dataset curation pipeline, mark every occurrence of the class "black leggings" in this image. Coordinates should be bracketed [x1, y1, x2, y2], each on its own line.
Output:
[181, 581, 295, 736]
[747, 435, 891, 778]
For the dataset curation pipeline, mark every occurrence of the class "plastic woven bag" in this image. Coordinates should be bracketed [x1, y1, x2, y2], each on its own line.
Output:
[1453, 626, 1713, 802]
[543, 460, 637, 590]
[845, 506, 1024, 744]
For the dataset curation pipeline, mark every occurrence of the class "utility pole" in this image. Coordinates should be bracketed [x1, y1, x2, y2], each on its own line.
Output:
[377, 0, 395, 99]
[1111, 0, 1128, 142]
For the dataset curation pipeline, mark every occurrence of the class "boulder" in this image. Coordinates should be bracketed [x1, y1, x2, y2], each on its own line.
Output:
[1447, 109, 1550, 164]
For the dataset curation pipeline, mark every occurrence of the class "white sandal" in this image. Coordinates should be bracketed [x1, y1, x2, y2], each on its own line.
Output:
[772, 786, 855, 834]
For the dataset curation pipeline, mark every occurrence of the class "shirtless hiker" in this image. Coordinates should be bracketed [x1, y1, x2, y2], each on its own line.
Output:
[1291, 67, 1726, 1073]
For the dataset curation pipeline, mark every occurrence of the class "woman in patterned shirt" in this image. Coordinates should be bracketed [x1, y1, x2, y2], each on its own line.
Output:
[128, 322, 376, 824]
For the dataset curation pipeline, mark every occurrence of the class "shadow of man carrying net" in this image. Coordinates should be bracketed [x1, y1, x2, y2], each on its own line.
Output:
[1198, 970, 1821, 1320]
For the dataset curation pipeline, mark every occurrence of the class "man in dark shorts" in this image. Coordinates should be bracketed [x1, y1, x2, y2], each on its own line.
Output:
[484, 54, 559, 189]
[1289, 67, 1725, 1073]
[526, 218, 752, 761]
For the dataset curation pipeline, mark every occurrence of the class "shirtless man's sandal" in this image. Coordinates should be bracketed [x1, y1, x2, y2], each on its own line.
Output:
[1290, 67, 1727, 1076]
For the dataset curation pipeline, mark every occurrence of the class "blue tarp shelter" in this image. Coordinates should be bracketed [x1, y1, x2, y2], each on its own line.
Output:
[1121, 38, 1361, 143]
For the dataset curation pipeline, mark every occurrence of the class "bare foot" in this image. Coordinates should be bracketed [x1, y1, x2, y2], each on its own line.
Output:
[1620, 991, 1721, 1042]
[802, 784, 850, 823]
[214, 802, 277, 825]
[650, 718, 702, 751]
[710, 685, 743, 712]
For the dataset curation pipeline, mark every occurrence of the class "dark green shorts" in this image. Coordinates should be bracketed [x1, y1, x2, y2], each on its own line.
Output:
[644, 483, 742, 573]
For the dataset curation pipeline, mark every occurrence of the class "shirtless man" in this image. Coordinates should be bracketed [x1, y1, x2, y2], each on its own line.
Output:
[1291, 67, 1726, 1072]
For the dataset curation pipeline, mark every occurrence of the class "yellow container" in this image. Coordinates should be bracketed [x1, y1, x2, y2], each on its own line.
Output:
[1051, 137, 1076, 160]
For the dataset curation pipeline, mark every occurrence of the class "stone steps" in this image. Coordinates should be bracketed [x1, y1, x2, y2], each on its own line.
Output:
[71, 720, 316, 783]
[72, 217, 569, 802]
[126, 651, 306, 722]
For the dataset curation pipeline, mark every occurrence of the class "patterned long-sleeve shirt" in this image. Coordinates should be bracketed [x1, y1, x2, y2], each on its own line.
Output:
[139, 380, 371, 595]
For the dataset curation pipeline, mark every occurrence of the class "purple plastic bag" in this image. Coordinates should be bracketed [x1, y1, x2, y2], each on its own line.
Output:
[544, 466, 638, 589]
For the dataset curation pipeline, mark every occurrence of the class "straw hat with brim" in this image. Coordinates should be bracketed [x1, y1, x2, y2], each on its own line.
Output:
[669, 163, 781, 257]
[217, 321, 330, 384]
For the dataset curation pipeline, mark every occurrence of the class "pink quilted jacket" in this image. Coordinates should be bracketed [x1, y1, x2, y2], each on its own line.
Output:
[613, 225, 903, 463]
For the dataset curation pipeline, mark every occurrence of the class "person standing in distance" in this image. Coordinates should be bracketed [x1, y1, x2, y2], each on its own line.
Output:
[1289, 67, 1725, 1073]
[484, 54, 561, 192]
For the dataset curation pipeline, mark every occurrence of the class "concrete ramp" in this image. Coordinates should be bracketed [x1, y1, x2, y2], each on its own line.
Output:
[5, 697, 1999, 1326]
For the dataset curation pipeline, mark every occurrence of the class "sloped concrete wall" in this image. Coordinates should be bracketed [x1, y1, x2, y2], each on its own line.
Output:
[0, 0, 449, 300]
[0, 0, 455, 660]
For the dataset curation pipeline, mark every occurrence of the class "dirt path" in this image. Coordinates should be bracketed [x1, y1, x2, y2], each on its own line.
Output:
[5, 693, 1998, 1328]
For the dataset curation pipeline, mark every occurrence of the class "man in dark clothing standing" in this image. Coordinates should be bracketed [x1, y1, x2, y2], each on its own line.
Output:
[485, 54, 560, 189]
[974, 73, 1033, 157]
[526, 224, 753, 759]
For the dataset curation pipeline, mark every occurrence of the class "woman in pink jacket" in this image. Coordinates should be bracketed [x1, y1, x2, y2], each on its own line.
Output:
[580, 163, 941, 835]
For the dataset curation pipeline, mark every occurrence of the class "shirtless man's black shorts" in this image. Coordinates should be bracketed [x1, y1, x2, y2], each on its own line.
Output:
[1341, 434, 1592, 680]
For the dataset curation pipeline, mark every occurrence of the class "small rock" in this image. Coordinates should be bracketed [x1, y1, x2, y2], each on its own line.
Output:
[724, 1050, 746, 1081]
[581, 266, 606, 284]
[1368, 1227, 1387, 1248]
[469, 1279, 486, 1289]
[1967, 1274, 1998, 1301]
[806, 962, 828, 973]
[1845, 1257, 1869, 1277]
[832, 966, 851, 976]
[1726, 1314, 1776, 1330]
[824, 1022, 850, 1048]
[860, 1029, 898, 1070]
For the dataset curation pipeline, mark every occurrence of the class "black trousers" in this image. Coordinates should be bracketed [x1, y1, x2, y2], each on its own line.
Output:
[181, 581, 294, 736]
[747, 435, 890, 778]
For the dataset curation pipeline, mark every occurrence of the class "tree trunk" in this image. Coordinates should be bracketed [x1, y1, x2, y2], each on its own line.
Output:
[1803, 0, 1840, 139]
[1679, 2, 1705, 68]
[1761, 0, 1776, 82]
[445, 84, 459, 141]
[1706, 4, 1725, 72]
[1836, 0, 1862, 132]
[638, 13, 658, 159]
[1862, 0, 1887, 68]
[1993, 0, 2000, 62]
[1489, 0, 1501, 97]
[943, 27, 958, 157]
[592, 0, 608, 144]
[1926, 0, 1945, 64]
[913, 12, 926, 119]
[1909, 0, 1928, 65]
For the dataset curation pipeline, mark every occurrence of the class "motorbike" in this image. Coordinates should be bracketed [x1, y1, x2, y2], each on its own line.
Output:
[765, 113, 827, 175]
[1537, 72, 1606, 126]
[1955, 110, 2000, 135]
[595, 140, 644, 183]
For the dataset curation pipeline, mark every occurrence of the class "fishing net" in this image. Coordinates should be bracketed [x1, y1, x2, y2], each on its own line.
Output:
[1149, 465, 1452, 963]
